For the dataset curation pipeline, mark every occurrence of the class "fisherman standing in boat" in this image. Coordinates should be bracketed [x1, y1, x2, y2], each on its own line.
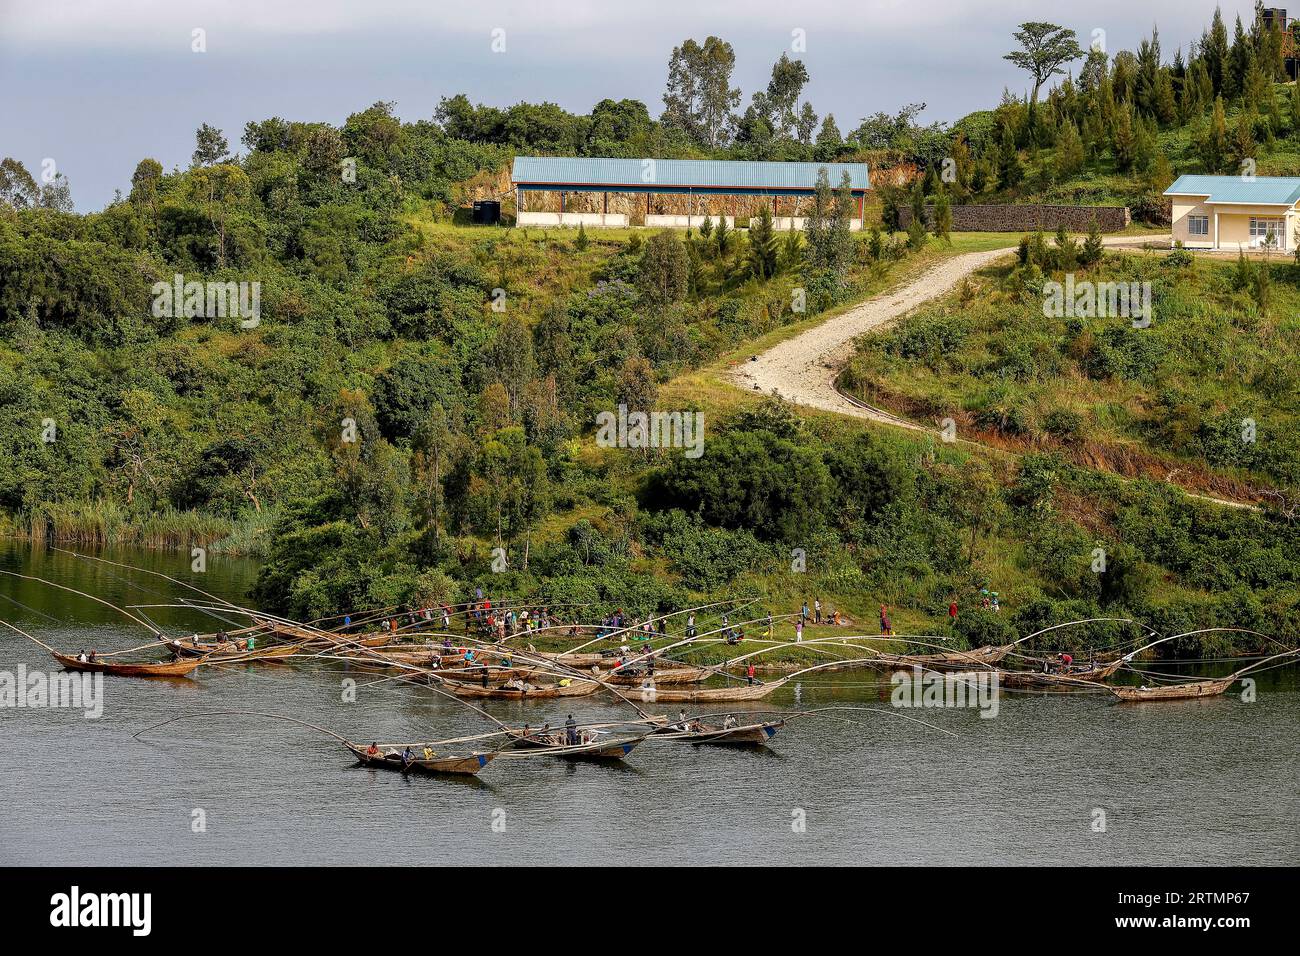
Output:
[565, 714, 578, 745]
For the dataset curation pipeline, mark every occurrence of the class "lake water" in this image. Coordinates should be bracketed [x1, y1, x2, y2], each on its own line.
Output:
[1, 541, 1296, 866]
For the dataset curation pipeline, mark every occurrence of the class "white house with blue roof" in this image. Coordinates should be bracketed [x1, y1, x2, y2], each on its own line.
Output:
[1165, 174, 1300, 251]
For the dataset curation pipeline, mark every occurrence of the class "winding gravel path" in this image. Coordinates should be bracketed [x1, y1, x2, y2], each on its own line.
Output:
[729, 246, 1015, 427]
[726, 234, 1252, 510]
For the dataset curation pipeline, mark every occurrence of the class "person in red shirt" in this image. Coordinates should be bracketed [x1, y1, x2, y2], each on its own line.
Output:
[948, 601, 958, 620]
[746, 663, 757, 685]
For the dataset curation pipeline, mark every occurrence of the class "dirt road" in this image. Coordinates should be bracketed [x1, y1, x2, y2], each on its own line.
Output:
[726, 234, 1252, 510]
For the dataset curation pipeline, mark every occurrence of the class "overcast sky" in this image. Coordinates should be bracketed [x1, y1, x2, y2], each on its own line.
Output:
[0, 1, 1255, 210]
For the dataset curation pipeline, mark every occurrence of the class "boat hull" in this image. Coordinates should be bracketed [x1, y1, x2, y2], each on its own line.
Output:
[657, 720, 784, 745]
[52, 652, 201, 678]
[1111, 678, 1235, 702]
[441, 678, 599, 699]
[346, 743, 494, 775]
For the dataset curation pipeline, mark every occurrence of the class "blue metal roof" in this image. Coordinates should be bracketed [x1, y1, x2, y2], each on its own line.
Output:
[511, 157, 871, 192]
[1164, 174, 1300, 205]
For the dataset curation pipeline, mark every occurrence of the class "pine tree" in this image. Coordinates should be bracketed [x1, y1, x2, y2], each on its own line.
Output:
[1202, 96, 1230, 172]
[1112, 104, 1138, 171]
[997, 125, 1024, 189]
[1233, 248, 1252, 290]
[1153, 70, 1178, 125]
[867, 226, 884, 262]
[906, 215, 927, 250]
[1054, 223, 1077, 270]
[1229, 109, 1257, 172]
[575, 222, 589, 251]
[1133, 115, 1157, 173]
[699, 215, 714, 240]
[714, 216, 730, 256]
[1253, 254, 1271, 314]
[779, 226, 801, 272]
[748, 204, 778, 279]
[1227, 15, 1251, 99]
[909, 181, 927, 228]
[1289, 81, 1300, 137]
[1055, 121, 1085, 178]
[1081, 217, 1104, 266]
[933, 190, 952, 242]
[1203, 8, 1230, 94]
[950, 132, 974, 200]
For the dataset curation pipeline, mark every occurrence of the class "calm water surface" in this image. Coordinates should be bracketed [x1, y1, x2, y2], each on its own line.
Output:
[1, 542, 1296, 866]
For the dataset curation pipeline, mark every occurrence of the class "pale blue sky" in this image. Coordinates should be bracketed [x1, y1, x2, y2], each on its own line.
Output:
[0, 1, 1253, 210]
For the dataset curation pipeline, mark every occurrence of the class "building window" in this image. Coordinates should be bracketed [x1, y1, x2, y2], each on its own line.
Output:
[1187, 215, 1209, 236]
[1249, 217, 1283, 241]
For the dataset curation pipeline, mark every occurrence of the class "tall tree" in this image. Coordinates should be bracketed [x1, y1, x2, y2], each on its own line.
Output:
[662, 37, 741, 148]
[815, 114, 843, 161]
[761, 53, 812, 139]
[637, 230, 690, 305]
[0, 158, 40, 209]
[192, 123, 230, 167]
[38, 173, 74, 212]
[1202, 6, 1231, 95]
[1004, 22, 1084, 113]
[748, 203, 778, 279]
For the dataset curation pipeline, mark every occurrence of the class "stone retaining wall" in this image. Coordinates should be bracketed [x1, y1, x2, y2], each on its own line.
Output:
[899, 203, 1130, 233]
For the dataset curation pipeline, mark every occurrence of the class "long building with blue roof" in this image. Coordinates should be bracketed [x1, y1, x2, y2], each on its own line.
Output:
[510, 156, 871, 230]
[1165, 174, 1300, 250]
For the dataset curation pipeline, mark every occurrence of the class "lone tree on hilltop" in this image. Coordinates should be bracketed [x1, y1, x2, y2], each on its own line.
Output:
[1004, 22, 1084, 114]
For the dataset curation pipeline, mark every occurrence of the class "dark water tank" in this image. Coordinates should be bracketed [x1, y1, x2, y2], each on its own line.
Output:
[473, 200, 501, 224]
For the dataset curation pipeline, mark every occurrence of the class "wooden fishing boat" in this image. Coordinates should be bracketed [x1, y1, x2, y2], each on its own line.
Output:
[631, 679, 786, 703]
[995, 658, 1124, 689]
[870, 643, 1011, 671]
[656, 718, 784, 746]
[537, 650, 633, 667]
[345, 742, 495, 775]
[1110, 677, 1237, 702]
[600, 665, 712, 686]
[439, 677, 600, 699]
[52, 651, 202, 678]
[503, 734, 645, 761]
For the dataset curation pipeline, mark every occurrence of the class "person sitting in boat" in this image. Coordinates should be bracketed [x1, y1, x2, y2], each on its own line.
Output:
[367, 742, 379, 756]
[402, 746, 414, 764]
[723, 714, 737, 729]
[677, 709, 689, 729]
[77, 650, 88, 663]
[423, 746, 434, 760]
[88, 650, 97, 662]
